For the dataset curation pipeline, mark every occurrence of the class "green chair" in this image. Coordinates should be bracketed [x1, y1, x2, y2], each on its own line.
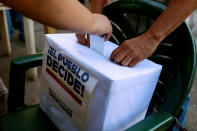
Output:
[103, 0, 197, 130]
[1, 0, 196, 130]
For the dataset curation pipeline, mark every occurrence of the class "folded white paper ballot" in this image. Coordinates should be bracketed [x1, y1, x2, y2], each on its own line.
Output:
[90, 35, 104, 55]
[40, 33, 162, 131]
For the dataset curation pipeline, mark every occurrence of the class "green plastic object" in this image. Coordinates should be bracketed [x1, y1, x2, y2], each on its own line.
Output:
[8, 53, 43, 111]
[2, 105, 58, 131]
[1, 53, 59, 131]
[1, 0, 197, 130]
[103, 0, 197, 130]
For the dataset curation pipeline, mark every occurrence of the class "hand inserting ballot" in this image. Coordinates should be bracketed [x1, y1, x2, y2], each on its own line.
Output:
[76, 32, 159, 67]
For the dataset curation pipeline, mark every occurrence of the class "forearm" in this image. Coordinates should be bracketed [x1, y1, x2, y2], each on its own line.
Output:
[1, 0, 97, 33]
[146, 0, 197, 45]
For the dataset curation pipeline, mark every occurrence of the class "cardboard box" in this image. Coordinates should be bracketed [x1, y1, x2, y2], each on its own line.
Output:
[40, 33, 162, 131]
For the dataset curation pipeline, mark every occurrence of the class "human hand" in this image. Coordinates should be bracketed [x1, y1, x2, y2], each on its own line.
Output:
[76, 14, 111, 47]
[92, 14, 112, 41]
[110, 33, 159, 67]
[76, 33, 90, 47]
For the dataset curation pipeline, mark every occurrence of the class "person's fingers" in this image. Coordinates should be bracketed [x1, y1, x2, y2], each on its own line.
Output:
[129, 57, 140, 67]
[113, 50, 127, 63]
[110, 46, 122, 60]
[127, 44, 141, 67]
[99, 33, 111, 41]
[76, 33, 84, 40]
[104, 33, 111, 41]
[80, 34, 87, 45]
[120, 55, 133, 66]
[76, 34, 83, 43]
[87, 34, 90, 47]
[75, 33, 80, 41]
[76, 33, 87, 45]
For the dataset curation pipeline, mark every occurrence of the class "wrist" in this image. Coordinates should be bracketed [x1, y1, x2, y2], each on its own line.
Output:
[145, 29, 163, 47]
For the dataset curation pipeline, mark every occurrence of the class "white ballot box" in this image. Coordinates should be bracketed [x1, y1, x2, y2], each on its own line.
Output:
[40, 33, 162, 131]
